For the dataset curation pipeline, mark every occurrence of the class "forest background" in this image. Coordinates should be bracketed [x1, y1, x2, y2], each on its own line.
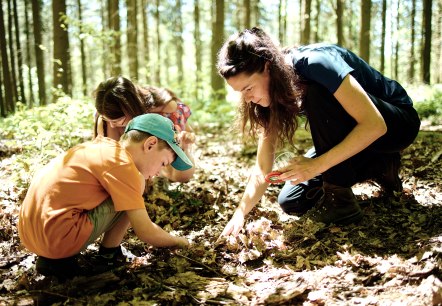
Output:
[0, 0, 441, 120]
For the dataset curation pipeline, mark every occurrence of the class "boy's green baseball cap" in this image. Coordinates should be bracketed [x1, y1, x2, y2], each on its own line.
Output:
[124, 114, 193, 171]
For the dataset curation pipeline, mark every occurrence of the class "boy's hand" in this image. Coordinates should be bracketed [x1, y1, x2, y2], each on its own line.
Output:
[175, 236, 190, 249]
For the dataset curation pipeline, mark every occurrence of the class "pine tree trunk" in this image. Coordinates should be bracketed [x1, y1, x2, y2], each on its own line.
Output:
[127, 0, 138, 80]
[31, 0, 46, 105]
[77, 0, 88, 96]
[52, 0, 72, 98]
[211, 0, 225, 101]
[13, 0, 26, 104]
[24, 0, 35, 107]
[359, 0, 371, 63]
[108, 0, 122, 76]
[0, 1, 13, 115]
[421, 0, 432, 84]
[194, 0, 202, 101]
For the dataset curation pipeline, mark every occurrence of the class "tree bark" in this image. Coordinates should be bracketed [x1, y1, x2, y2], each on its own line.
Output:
[421, 0, 432, 84]
[127, 0, 138, 80]
[77, 0, 88, 96]
[108, 0, 122, 76]
[359, 0, 371, 63]
[31, 0, 46, 105]
[380, 0, 386, 74]
[13, 0, 26, 104]
[301, 0, 311, 44]
[24, 0, 35, 107]
[194, 0, 202, 101]
[52, 0, 72, 98]
[0, 1, 13, 115]
[211, 0, 225, 101]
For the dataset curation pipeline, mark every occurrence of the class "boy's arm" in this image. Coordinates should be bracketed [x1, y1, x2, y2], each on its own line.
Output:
[126, 208, 188, 248]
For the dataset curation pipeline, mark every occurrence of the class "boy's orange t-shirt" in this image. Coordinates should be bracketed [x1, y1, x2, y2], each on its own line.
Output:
[18, 136, 145, 259]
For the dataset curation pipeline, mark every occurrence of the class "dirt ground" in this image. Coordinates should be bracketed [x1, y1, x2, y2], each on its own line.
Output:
[0, 122, 441, 305]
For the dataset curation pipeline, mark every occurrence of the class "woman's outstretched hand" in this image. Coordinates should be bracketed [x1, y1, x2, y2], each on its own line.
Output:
[218, 210, 245, 240]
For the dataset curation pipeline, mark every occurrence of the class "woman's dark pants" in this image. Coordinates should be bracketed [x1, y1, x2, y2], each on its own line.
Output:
[278, 83, 421, 214]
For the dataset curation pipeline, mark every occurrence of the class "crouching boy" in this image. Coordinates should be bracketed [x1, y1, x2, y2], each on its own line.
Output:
[18, 114, 193, 279]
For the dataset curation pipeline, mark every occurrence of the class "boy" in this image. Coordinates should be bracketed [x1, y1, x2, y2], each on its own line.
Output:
[18, 114, 192, 279]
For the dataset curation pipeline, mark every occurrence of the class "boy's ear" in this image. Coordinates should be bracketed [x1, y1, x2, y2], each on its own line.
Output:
[143, 136, 158, 152]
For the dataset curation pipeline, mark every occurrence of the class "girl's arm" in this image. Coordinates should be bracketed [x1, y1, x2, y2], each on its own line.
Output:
[220, 130, 277, 237]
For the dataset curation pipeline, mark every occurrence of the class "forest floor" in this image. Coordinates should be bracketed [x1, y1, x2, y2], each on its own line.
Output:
[0, 116, 441, 305]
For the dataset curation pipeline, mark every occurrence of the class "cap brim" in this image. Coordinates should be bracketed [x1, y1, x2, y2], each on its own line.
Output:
[168, 141, 193, 171]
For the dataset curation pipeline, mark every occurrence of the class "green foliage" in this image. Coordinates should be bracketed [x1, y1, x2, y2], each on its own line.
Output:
[414, 88, 442, 121]
[0, 98, 95, 188]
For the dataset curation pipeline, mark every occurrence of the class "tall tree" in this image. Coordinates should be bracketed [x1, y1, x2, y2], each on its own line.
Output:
[194, 0, 202, 101]
[380, 0, 387, 74]
[278, 0, 287, 45]
[0, 58, 4, 116]
[77, 0, 88, 96]
[0, 1, 13, 114]
[408, 0, 416, 82]
[252, 0, 260, 26]
[313, 0, 320, 42]
[127, 0, 138, 80]
[13, 0, 25, 104]
[421, 0, 432, 84]
[301, 0, 311, 44]
[336, 0, 344, 46]
[394, 0, 400, 79]
[24, 0, 35, 107]
[52, 0, 72, 98]
[174, 0, 184, 88]
[7, 0, 18, 104]
[108, 0, 122, 76]
[142, 0, 150, 83]
[31, 0, 46, 105]
[211, 0, 225, 101]
[154, 0, 161, 84]
[244, 0, 251, 29]
[359, 0, 371, 63]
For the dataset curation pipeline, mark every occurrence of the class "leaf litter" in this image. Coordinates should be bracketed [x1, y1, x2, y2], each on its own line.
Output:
[0, 114, 441, 305]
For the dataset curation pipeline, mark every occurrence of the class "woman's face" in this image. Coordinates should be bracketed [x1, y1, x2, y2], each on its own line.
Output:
[226, 66, 271, 107]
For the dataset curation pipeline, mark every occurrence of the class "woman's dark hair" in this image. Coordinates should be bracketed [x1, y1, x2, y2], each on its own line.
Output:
[217, 27, 305, 146]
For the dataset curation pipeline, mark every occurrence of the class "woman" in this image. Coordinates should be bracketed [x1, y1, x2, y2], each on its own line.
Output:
[94, 76, 196, 182]
[217, 27, 420, 236]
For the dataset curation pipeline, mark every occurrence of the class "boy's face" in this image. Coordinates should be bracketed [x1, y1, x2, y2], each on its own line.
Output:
[139, 137, 175, 179]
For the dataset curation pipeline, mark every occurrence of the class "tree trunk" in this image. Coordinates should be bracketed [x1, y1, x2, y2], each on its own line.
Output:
[244, 0, 251, 29]
[421, 0, 432, 84]
[77, 0, 88, 96]
[313, 0, 320, 42]
[13, 0, 26, 104]
[301, 0, 311, 44]
[108, 0, 122, 76]
[52, 0, 72, 99]
[31, 0, 46, 105]
[394, 0, 400, 80]
[7, 0, 18, 105]
[278, 0, 287, 45]
[24, 0, 35, 107]
[211, 0, 225, 101]
[0, 1, 13, 115]
[336, 0, 344, 46]
[252, 0, 260, 27]
[194, 0, 202, 101]
[380, 0, 386, 74]
[359, 0, 371, 63]
[154, 0, 161, 84]
[127, 0, 138, 80]
[174, 0, 184, 88]
[142, 0, 150, 84]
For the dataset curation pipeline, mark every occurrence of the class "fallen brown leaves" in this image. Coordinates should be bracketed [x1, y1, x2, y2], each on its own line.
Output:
[1, 124, 441, 305]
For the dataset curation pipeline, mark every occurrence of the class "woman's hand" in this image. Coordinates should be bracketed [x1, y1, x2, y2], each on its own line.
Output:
[277, 156, 322, 184]
[219, 210, 245, 238]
